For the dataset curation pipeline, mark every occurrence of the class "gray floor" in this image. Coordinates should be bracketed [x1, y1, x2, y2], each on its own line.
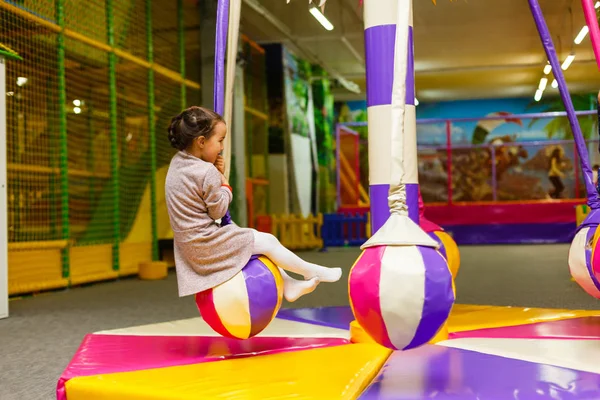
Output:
[1, 244, 600, 399]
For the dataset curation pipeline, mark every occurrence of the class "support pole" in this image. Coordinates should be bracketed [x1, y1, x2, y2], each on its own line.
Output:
[581, 0, 600, 70]
[106, 0, 121, 270]
[528, 0, 599, 209]
[491, 145, 498, 201]
[178, 0, 186, 109]
[0, 56, 8, 318]
[445, 120, 452, 205]
[147, 0, 158, 261]
[335, 124, 341, 210]
[402, 5, 418, 223]
[48, 78, 58, 239]
[56, 0, 70, 278]
[363, 0, 396, 233]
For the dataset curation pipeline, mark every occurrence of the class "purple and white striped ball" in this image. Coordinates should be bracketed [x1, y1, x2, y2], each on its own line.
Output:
[349, 245, 455, 350]
[195, 255, 284, 340]
[569, 226, 600, 299]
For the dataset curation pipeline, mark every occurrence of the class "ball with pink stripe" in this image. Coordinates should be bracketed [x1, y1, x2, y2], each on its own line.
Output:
[349, 244, 455, 350]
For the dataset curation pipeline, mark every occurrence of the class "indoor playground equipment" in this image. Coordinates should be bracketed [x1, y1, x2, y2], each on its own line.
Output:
[272, 213, 324, 250]
[191, 0, 284, 339]
[56, 0, 600, 398]
[336, 125, 368, 209]
[194, 255, 284, 340]
[1, 0, 193, 295]
[241, 35, 272, 228]
[348, 0, 454, 350]
[335, 120, 459, 270]
[569, 0, 600, 298]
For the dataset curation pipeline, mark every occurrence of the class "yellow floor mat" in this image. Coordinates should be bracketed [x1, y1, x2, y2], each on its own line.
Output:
[66, 343, 391, 400]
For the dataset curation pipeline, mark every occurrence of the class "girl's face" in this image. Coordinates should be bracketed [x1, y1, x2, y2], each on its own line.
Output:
[197, 122, 226, 164]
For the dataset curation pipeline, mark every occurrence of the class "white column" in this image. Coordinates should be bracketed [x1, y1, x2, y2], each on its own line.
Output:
[0, 56, 9, 319]
[232, 64, 247, 227]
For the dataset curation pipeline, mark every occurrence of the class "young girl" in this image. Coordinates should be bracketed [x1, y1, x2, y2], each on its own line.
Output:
[165, 106, 342, 302]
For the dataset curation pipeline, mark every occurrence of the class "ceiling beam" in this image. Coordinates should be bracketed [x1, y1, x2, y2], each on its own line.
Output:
[294, 32, 363, 42]
[243, 0, 360, 93]
[340, 36, 365, 64]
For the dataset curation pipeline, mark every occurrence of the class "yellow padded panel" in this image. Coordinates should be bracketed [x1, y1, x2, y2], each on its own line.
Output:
[448, 304, 600, 333]
[8, 248, 67, 295]
[70, 244, 117, 285]
[120, 242, 152, 276]
[66, 343, 391, 400]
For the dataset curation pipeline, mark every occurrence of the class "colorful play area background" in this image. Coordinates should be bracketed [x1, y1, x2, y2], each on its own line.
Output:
[2, 0, 600, 297]
[5, 1, 600, 399]
[335, 96, 599, 245]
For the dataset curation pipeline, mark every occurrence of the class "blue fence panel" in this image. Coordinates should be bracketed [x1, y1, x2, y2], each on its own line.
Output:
[322, 213, 368, 248]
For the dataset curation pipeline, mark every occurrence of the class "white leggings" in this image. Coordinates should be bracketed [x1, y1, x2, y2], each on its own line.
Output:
[252, 230, 325, 279]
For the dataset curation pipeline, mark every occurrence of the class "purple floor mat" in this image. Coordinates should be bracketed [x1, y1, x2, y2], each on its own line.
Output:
[360, 344, 600, 399]
[276, 306, 354, 330]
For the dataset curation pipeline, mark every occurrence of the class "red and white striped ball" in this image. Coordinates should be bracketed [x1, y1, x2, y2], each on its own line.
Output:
[349, 245, 455, 350]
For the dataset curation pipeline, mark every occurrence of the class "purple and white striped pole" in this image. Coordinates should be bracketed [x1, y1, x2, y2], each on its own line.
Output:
[365, 0, 418, 232]
[364, 0, 396, 232]
[214, 0, 233, 226]
[402, 6, 419, 223]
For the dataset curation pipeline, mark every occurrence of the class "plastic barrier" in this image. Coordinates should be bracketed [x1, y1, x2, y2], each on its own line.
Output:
[271, 214, 324, 251]
[322, 213, 369, 248]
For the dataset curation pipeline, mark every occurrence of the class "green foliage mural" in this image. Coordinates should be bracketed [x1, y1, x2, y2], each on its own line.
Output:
[283, 49, 312, 138]
[528, 94, 597, 140]
[312, 66, 336, 213]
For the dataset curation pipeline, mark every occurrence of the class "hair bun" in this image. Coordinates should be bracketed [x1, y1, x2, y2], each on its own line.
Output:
[167, 106, 224, 151]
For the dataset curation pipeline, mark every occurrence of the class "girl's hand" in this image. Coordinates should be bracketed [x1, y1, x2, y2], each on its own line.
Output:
[215, 155, 226, 175]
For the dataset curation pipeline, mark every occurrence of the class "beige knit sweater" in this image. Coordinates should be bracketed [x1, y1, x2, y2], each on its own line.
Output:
[165, 151, 254, 297]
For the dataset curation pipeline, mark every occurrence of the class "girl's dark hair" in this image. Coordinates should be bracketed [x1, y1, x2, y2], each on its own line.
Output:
[167, 106, 224, 151]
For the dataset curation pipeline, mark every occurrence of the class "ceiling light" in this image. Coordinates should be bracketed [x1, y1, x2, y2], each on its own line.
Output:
[309, 7, 334, 31]
[551, 79, 558, 88]
[538, 77, 548, 91]
[73, 107, 81, 114]
[575, 26, 589, 44]
[16, 77, 27, 87]
[595, 1, 600, 9]
[73, 99, 81, 107]
[415, 98, 419, 106]
[543, 63, 552, 74]
[561, 54, 575, 70]
[534, 89, 543, 102]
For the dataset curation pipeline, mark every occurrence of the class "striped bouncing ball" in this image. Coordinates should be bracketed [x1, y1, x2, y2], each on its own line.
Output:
[195, 255, 284, 340]
[569, 226, 600, 299]
[349, 245, 455, 350]
[429, 231, 460, 279]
